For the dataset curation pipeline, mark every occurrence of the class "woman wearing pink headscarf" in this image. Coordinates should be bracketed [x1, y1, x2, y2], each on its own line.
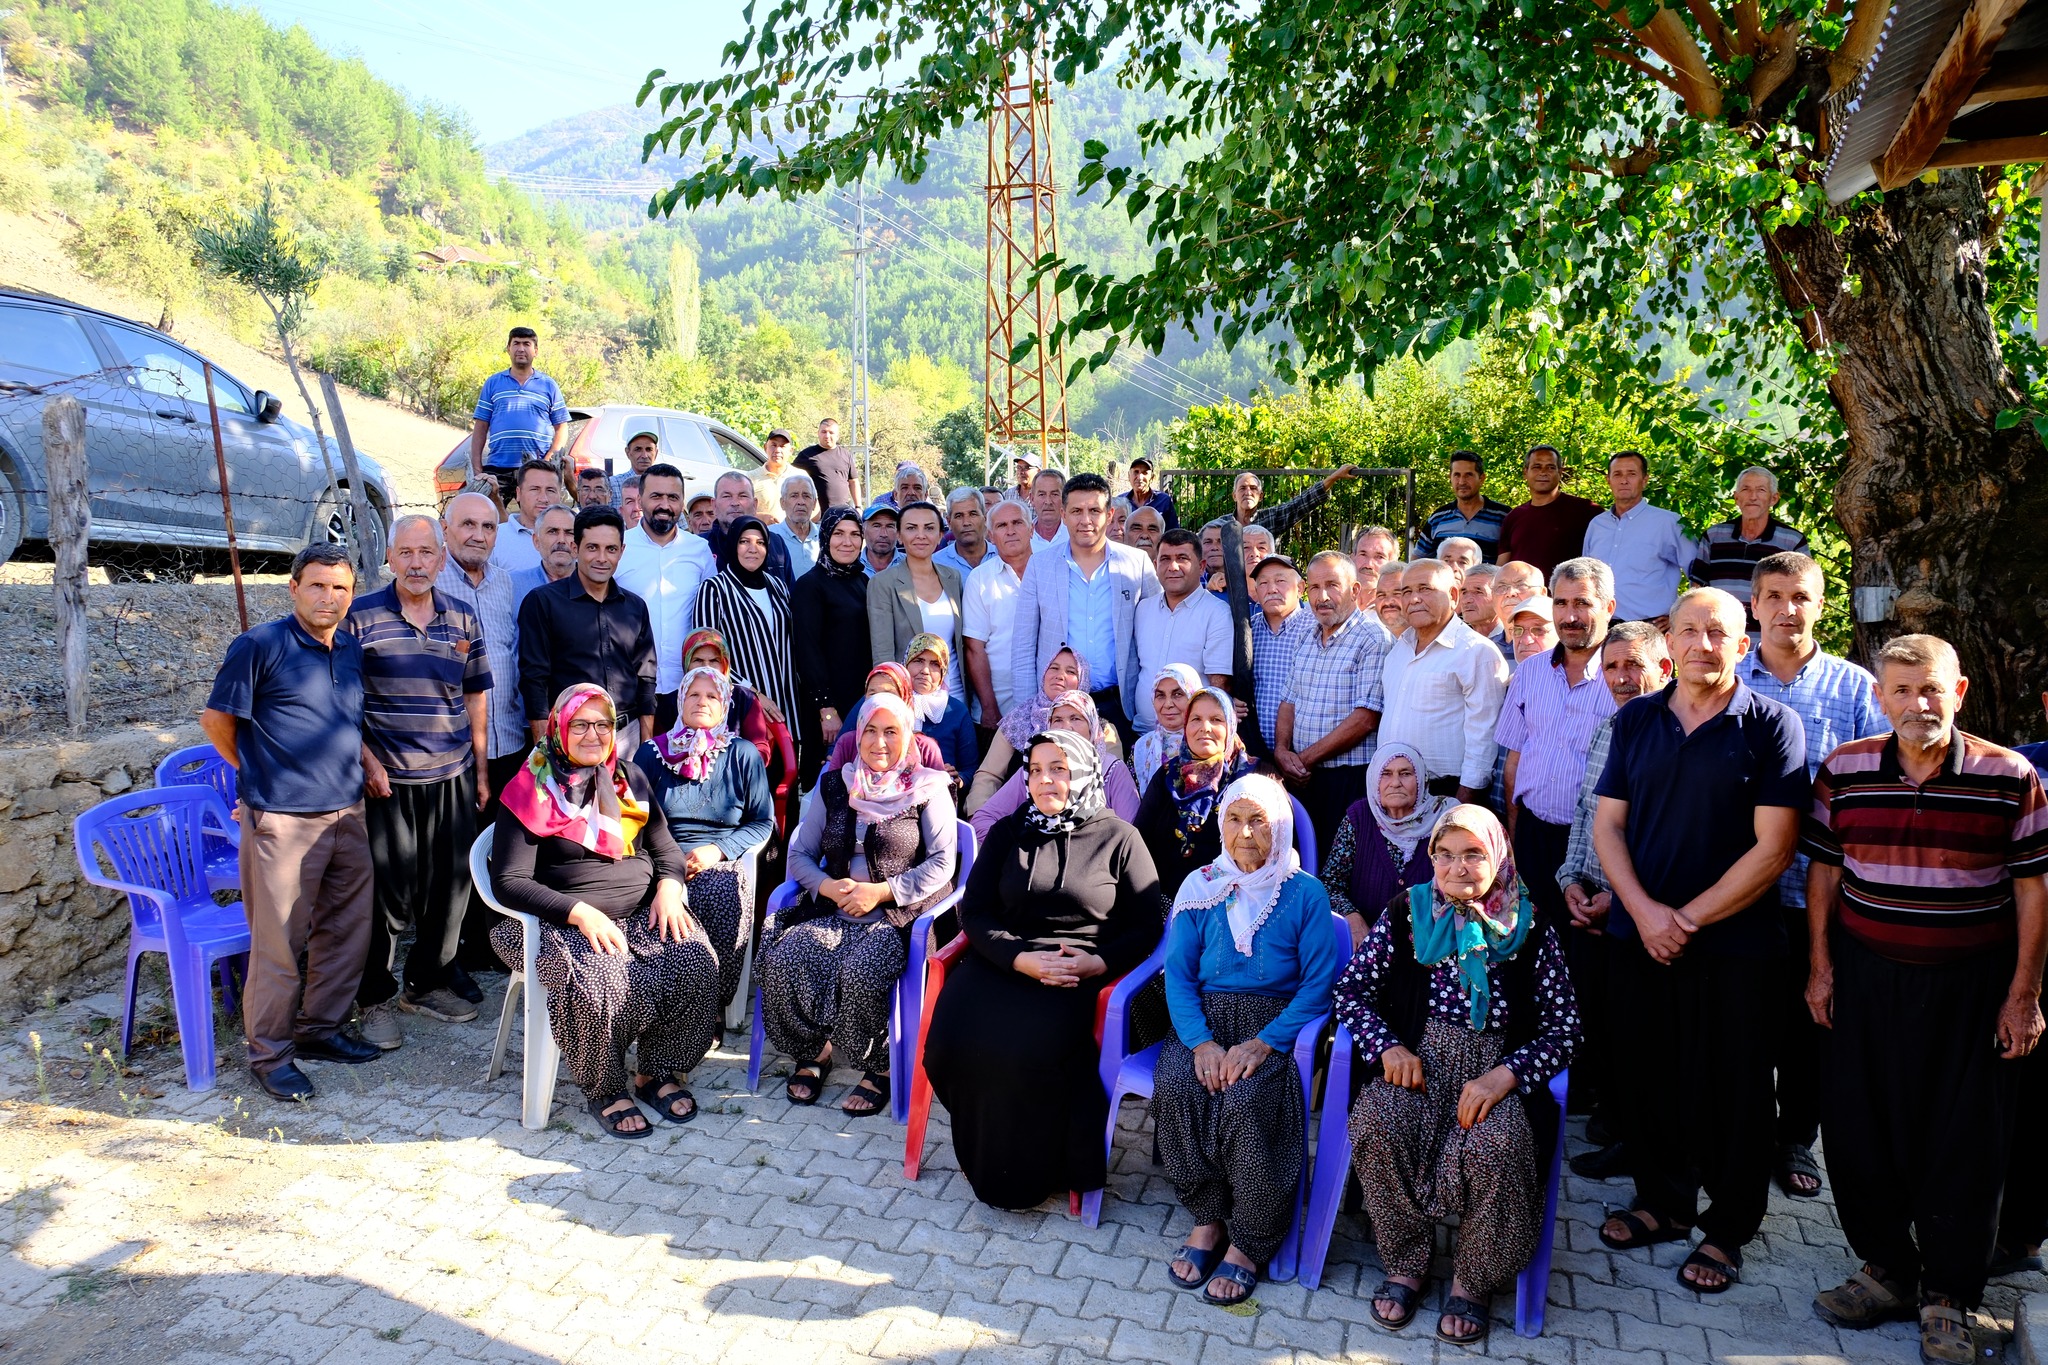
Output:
[757, 693, 958, 1116]
[1334, 804, 1580, 1346]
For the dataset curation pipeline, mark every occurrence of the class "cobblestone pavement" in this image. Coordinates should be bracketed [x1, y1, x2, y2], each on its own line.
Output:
[0, 975, 2032, 1364]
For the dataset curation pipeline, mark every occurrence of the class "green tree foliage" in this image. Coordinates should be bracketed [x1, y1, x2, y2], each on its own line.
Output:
[659, 240, 702, 361]
[66, 204, 196, 321]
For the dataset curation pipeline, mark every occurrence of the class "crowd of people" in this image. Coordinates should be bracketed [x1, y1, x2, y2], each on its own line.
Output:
[191, 329, 2045, 1354]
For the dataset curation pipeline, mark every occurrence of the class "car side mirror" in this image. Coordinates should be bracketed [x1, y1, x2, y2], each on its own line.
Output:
[253, 391, 283, 423]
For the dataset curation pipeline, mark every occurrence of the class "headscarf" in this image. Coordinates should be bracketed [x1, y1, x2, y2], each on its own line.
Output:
[651, 665, 735, 782]
[1365, 741, 1452, 861]
[680, 627, 732, 677]
[817, 507, 867, 579]
[1160, 686, 1252, 852]
[500, 684, 649, 860]
[1171, 774, 1300, 955]
[717, 515, 774, 588]
[1135, 663, 1202, 787]
[866, 661, 914, 703]
[998, 646, 1091, 751]
[1410, 804, 1533, 1030]
[903, 634, 953, 726]
[841, 692, 950, 825]
[1020, 727, 1106, 835]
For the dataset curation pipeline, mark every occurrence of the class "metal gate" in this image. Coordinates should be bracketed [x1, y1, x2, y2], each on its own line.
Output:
[1162, 467, 1416, 558]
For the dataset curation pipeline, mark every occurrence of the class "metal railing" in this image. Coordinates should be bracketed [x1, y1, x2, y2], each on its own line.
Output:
[1163, 466, 1416, 557]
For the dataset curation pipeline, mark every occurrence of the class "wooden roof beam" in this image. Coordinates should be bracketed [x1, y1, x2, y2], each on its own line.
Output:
[1876, 0, 2031, 189]
[1971, 51, 2048, 103]
[1921, 132, 2048, 168]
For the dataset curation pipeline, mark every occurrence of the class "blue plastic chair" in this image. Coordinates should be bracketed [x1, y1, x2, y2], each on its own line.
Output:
[74, 787, 251, 1092]
[154, 744, 240, 894]
[1287, 794, 1317, 874]
[747, 820, 976, 1124]
[1295, 1019, 1571, 1337]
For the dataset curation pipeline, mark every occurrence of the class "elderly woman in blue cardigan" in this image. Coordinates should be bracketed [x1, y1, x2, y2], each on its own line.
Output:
[1151, 773, 1342, 1306]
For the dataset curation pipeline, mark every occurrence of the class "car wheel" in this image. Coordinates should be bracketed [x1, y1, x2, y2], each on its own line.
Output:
[0, 462, 23, 566]
[314, 488, 387, 569]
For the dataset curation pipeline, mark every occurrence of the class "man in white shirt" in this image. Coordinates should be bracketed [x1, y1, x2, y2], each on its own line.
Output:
[489, 460, 561, 575]
[1027, 467, 1070, 553]
[933, 487, 993, 578]
[1379, 557, 1510, 801]
[613, 463, 715, 734]
[963, 498, 1036, 731]
[769, 473, 820, 576]
[1132, 528, 1233, 731]
[1581, 450, 1699, 627]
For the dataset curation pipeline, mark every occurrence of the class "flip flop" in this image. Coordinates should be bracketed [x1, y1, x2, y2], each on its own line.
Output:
[1167, 1243, 1225, 1291]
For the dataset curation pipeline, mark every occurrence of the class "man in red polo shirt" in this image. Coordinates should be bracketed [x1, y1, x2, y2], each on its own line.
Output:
[1495, 444, 1601, 578]
[1804, 633, 2047, 1364]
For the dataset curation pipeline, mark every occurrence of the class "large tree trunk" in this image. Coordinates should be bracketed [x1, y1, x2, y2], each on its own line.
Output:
[1762, 169, 2048, 743]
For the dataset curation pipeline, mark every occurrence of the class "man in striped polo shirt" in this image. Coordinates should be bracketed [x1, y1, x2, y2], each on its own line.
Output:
[1805, 634, 2046, 1362]
[346, 515, 494, 1050]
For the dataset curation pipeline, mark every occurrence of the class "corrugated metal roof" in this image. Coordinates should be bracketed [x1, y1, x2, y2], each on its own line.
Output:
[1823, 0, 1977, 201]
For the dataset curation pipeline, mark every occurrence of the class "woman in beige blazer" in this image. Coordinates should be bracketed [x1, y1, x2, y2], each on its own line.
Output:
[867, 500, 966, 702]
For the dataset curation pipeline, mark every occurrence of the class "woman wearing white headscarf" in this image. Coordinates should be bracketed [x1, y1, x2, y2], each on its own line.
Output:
[924, 727, 1165, 1209]
[1323, 742, 1450, 946]
[1335, 803, 1580, 1347]
[758, 693, 957, 1116]
[1152, 774, 1342, 1305]
[1132, 663, 1202, 792]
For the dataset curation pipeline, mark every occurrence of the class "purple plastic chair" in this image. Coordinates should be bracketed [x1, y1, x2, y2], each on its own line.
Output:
[747, 820, 976, 1123]
[75, 786, 252, 1092]
[1287, 794, 1317, 876]
[154, 744, 240, 894]
[1080, 908, 1350, 1288]
[1295, 1019, 1571, 1338]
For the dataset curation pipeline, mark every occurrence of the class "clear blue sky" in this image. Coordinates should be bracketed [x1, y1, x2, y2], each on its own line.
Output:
[248, 0, 755, 142]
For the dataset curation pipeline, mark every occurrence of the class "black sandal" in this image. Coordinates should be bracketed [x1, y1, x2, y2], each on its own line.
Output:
[1678, 1243, 1743, 1294]
[787, 1061, 826, 1106]
[1369, 1279, 1426, 1332]
[1775, 1142, 1823, 1199]
[840, 1071, 889, 1118]
[1201, 1261, 1257, 1306]
[632, 1075, 697, 1125]
[1598, 1208, 1693, 1251]
[1437, 1294, 1491, 1346]
[1167, 1242, 1225, 1290]
[587, 1095, 651, 1140]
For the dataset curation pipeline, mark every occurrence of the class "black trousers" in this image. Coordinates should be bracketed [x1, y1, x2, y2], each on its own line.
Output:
[361, 770, 477, 1006]
[1301, 765, 1368, 869]
[1825, 933, 2019, 1305]
[652, 689, 679, 738]
[1999, 1042, 2048, 1252]
[1608, 935, 1777, 1249]
[1776, 902, 1825, 1149]
[1515, 806, 1608, 1109]
[1510, 805, 1570, 934]
[1423, 775, 1462, 798]
[458, 752, 529, 970]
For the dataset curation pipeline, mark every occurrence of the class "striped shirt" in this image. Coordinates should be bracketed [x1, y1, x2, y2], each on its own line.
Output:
[1418, 497, 1510, 562]
[1688, 517, 1809, 621]
[1803, 732, 2048, 964]
[1495, 643, 1616, 826]
[344, 585, 491, 783]
[1557, 714, 1615, 895]
[1738, 648, 1889, 907]
[436, 558, 527, 762]
[1281, 607, 1391, 768]
[1251, 603, 1317, 749]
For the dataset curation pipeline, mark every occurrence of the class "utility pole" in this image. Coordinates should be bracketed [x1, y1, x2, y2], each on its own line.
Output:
[983, 39, 1068, 486]
[846, 174, 874, 499]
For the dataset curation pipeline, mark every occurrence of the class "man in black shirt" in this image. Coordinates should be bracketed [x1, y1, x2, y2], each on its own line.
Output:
[516, 505, 657, 748]
[794, 416, 860, 511]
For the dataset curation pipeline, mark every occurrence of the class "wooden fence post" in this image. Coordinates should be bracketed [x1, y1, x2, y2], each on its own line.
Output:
[44, 396, 88, 735]
[318, 372, 381, 588]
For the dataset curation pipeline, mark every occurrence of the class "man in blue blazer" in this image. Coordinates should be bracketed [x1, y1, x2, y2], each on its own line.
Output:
[1009, 472, 1162, 747]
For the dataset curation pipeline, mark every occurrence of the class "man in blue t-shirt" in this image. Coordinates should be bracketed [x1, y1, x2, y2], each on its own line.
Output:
[468, 326, 569, 500]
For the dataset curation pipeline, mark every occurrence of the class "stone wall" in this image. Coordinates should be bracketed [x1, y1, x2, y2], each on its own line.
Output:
[0, 723, 203, 1014]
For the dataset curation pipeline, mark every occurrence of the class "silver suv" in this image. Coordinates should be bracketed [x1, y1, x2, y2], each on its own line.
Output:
[0, 289, 393, 574]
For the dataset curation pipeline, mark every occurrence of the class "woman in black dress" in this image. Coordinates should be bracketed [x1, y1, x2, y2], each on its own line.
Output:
[790, 508, 872, 785]
[1134, 687, 1254, 900]
[923, 728, 1165, 1208]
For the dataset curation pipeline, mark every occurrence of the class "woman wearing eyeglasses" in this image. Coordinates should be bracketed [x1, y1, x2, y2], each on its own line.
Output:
[1334, 803, 1580, 1347]
[487, 684, 719, 1140]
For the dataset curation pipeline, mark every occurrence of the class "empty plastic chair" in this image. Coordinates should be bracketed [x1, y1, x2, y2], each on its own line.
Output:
[471, 827, 563, 1131]
[154, 744, 240, 894]
[75, 786, 251, 1092]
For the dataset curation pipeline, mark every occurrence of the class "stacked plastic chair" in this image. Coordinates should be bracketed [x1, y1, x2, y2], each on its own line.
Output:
[74, 786, 251, 1091]
[153, 744, 241, 894]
